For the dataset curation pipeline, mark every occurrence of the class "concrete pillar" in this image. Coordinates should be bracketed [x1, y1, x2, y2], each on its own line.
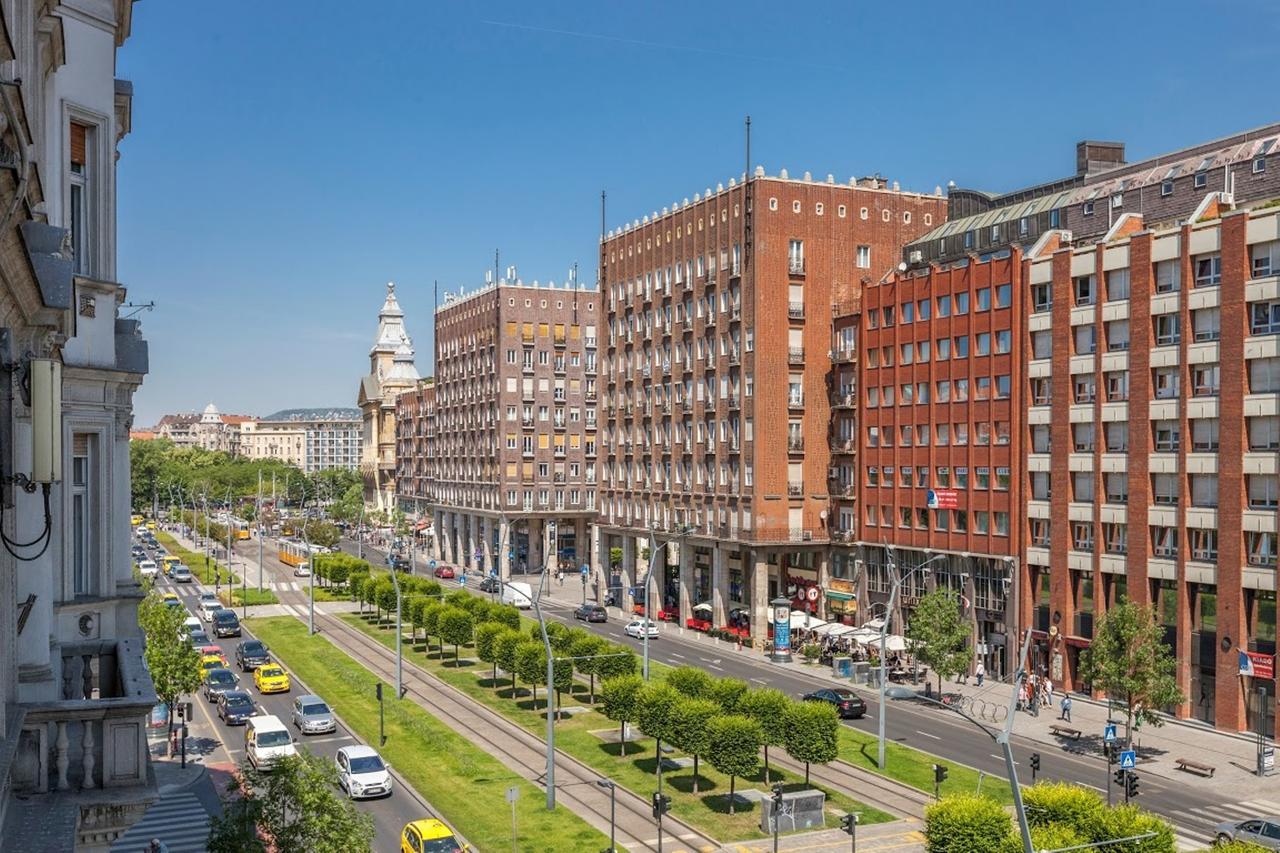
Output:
[432, 510, 444, 562]
[590, 523, 603, 602]
[477, 516, 489, 576]
[751, 551, 770, 642]
[498, 517, 511, 580]
[815, 550, 831, 623]
[678, 540, 694, 623]
[439, 511, 451, 564]
[621, 535, 636, 612]
[712, 545, 728, 628]
[529, 519, 543, 573]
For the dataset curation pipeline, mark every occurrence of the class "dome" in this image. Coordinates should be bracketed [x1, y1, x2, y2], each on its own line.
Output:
[200, 402, 221, 423]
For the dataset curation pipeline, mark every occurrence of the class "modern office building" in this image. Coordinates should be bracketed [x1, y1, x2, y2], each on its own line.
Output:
[395, 380, 436, 516]
[428, 273, 598, 580]
[358, 283, 420, 510]
[597, 168, 947, 639]
[858, 124, 1280, 734]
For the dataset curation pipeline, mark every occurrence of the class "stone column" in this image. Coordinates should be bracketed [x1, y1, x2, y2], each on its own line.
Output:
[498, 517, 512, 580]
[678, 539, 694, 624]
[590, 524, 603, 602]
[815, 549, 831, 624]
[712, 545, 728, 628]
[438, 511, 450, 564]
[751, 551, 770, 643]
[529, 519, 543, 574]
[431, 510, 443, 561]
[477, 516, 490, 576]
[621, 535, 636, 612]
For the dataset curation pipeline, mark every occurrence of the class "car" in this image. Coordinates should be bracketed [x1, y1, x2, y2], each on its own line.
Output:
[212, 609, 241, 638]
[253, 664, 290, 694]
[137, 560, 158, 578]
[188, 628, 211, 646]
[573, 603, 608, 623]
[1214, 817, 1280, 849]
[433, 565, 455, 579]
[801, 688, 868, 719]
[200, 654, 229, 677]
[401, 819, 466, 853]
[500, 581, 533, 609]
[197, 593, 221, 622]
[291, 695, 336, 735]
[161, 556, 181, 576]
[245, 715, 297, 771]
[131, 546, 146, 560]
[293, 562, 312, 578]
[178, 615, 202, 642]
[477, 576, 501, 593]
[201, 645, 229, 667]
[336, 745, 392, 800]
[623, 618, 659, 639]
[171, 565, 194, 583]
[203, 667, 238, 702]
[218, 690, 257, 725]
[235, 639, 271, 671]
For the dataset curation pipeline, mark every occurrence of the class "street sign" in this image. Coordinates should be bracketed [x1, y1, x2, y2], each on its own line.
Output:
[806, 587, 819, 602]
[429, 560, 437, 569]
[1103, 723, 1117, 743]
[1119, 749, 1136, 770]
[580, 563, 589, 576]
[505, 785, 519, 803]
[459, 574, 467, 587]
[474, 550, 483, 560]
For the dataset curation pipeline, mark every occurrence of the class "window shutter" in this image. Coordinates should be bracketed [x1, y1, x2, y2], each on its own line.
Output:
[70, 123, 87, 166]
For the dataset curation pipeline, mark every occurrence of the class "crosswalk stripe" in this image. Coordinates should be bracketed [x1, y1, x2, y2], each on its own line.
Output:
[110, 792, 211, 853]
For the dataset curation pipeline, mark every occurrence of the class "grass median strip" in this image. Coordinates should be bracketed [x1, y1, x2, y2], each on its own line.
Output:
[837, 725, 1013, 804]
[247, 615, 619, 853]
[343, 612, 894, 842]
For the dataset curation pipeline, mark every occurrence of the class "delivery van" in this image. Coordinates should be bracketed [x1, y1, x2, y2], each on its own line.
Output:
[245, 714, 296, 770]
[500, 581, 533, 609]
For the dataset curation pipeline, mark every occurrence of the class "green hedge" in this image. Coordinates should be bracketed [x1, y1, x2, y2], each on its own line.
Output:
[924, 794, 1011, 853]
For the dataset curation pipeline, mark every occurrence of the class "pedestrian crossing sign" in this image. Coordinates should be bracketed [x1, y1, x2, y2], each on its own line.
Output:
[1119, 749, 1136, 769]
[1103, 723, 1116, 742]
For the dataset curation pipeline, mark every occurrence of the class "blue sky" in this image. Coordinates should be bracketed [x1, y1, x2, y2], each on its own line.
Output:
[120, 0, 1277, 425]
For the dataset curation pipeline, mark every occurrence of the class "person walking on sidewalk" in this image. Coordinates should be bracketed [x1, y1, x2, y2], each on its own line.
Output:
[1060, 694, 1073, 723]
[975, 661, 985, 687]
[1044, 678, 1054, 709]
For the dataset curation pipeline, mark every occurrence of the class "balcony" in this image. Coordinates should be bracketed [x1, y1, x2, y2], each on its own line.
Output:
[787, 436, 805, 453]
[789, 259, 805, 275]
[830, 437, 854, 454]
[832, 349, 855, 364]
[730, 305, 742, 322]
[728, 349, 741, 366]
[788, 302, 805, 320]
[681, 398, 692, 413]
[726, 395, 740, 410]
[554, 334, 567, 348]
[788, 394, 804, 409]
[788, 347, 805, 364]
[705, 313, 717, 328]
[832, 394, 855, 409]
[521, 417, 535, 428]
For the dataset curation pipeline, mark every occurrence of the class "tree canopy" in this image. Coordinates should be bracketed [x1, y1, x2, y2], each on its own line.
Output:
[906, 588, 973, 692]
[1079, 601, 1185, 737]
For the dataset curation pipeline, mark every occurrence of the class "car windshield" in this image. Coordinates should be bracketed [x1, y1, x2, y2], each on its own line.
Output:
[832, 689, 855, 699]
[301, 702, 330, 716]
[422, 839, 463, 853]
[256, 730, 291, 748]
[215, 612, 237, 623]
[209, 670, 234, 685]
[261, 668, 283, 678]
[348, 755, 384, 773]
[242, 642, 265, 655]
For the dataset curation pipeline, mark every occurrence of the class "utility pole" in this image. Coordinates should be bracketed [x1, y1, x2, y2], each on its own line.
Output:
[257, 471, 264, 593]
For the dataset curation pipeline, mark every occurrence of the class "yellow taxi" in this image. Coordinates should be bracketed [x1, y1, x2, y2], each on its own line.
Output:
[400, 819, 467, 853]
[200, 654, 227, 676]
[161, 556, 181, 576]
[161, 592, 181, 609]
[253, 664, 290, 694]
[130, 514, 143, 527]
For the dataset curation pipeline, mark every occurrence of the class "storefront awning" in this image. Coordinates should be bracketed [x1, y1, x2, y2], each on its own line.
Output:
[824, 590, 855, 601]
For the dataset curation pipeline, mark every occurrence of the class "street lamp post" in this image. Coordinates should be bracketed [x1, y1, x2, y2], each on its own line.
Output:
[595, 779, 617, 852]
[643, 524, 695, 681]
[357, 501, 365, 562]
[877, 549, 948, 771]
[389, 553, 404, 700]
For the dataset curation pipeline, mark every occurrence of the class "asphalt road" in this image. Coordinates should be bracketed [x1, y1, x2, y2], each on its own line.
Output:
[336, 537, 1249, 850]
[153, 537, 425, 852]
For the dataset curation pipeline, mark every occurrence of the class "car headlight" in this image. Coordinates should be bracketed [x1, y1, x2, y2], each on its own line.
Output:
[349, 781, 363, 794]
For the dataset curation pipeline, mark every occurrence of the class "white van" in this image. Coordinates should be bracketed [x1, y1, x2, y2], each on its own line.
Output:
[501, 581, 533, 609]
[245, 714, 296, 770]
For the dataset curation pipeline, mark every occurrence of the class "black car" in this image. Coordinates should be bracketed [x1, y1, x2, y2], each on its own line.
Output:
[203, 668, 238, 702]
[478, 576, 501, 593]
[802, 688, 867, 719]
[235, 639, 271, 671]
[212, 609, 241, 638]
[574, 603, 607, 623]
[217, 690, 256, 725]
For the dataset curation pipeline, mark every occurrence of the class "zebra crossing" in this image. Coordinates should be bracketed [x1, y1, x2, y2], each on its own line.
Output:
[110, 791, 211, 852]
[265, 580, 302, 591]
[1170, 797, 1280, 851]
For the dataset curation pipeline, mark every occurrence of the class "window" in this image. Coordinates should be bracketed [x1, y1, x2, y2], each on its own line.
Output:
[936, 295, 951, 318]
[954, 292, 969, 314]
[1161, 180, 1174, 197]
[1249, 416, 1280, 450]
[1253, 241, 1280, 278]
[1190, 474, 1219, 508]
[995, 283, 1011, 308]
[1153, 420, 1180, 452]
[1255, 156, 1267, 175]
[974, 511, 989, 534]
[996, 374, 1010, 398]
[1073, 422, 1095, 452]
[1154, 259, 1180, 293]
[1031, 424, 1051, 453]
[1082, 201, 1095, 216]
[1191, 418, 1220, 451]
[1031, 283, 1052, 312]
[975, 377, 991, 400]
[1151, 526, 1178, 559]
[1152, 473, 1179, 506]
[1194, 171, 1207, 189]
[1251, 301, 1280, 335]
[1105, 472, 1128, 504]
[995, 467, 1010, 490]
[1030, 378, 1051, 405]
[788, 239, 805, 273]
[1153, 367, 1180, 399]
[1249, 475, 1280, 510]
[856, 245, 871, 269]
[69, 122, 95, 276]
[935, 423, 950, 445]
[1073, 522, 1095, 553]
[902, 302, 914, 324]
[953, 336, 969, 358]
[1105, 370, 1128, 401]
[1105, 422, 1128, 451]
[1073, 376, 1096, 403]
[936, 379, 951, 403]
[976, 332, 991, 356]
[1074, 325, 1096, 355]
[1154, 314, 1180, 346]
[995, 330, 1011, 354]
[72, 434, 94, 596]
[1104, 523, 1127, 555]
[1105, 320, 1129, 351]
[1248, 531, 1278, 567]
[1250, 357, 1280, 393]
[976, 288, 991, 311]
[1031, 518, 1051, 547]
[1031, 330, 1053, 359]
[918, 299, 931, 321]
[1030, 471, 1051, 500]
[935, 338, 951, 360]
[1073, 275, 1095, 306]
[1194, 253, 1221, 288]
[1193, 307, 1221, 342]
[955, 467, 969, 488]
[1072, 472, 1094, 502]
[1105, 269, 1130, 301]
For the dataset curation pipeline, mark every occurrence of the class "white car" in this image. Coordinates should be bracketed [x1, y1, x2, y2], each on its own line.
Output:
[137, 560, 158, 578]
[624, 618, 659, 640]
[335, 745, 392, 799]
[293, 564, 312, 578]
[197, 592, 221, 622]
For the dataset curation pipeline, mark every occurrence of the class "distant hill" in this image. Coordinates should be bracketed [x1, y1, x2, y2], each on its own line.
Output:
[262, 407, 361, 422]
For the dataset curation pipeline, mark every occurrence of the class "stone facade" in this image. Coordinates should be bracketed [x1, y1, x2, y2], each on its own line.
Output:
[358, 283, 419, 511]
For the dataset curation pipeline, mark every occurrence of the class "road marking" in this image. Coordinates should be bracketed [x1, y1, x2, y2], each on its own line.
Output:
[914, 729, 942, 740]
[670, 653, 686, 660]
[302, 734, 353, 745]
[751, 678, 768, 685]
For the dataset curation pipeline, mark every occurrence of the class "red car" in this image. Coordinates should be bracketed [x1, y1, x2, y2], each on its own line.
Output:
[433, 565, 455, 579]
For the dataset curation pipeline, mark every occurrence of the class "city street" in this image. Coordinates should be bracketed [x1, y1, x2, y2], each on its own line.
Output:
[335, 538, 1273, 852]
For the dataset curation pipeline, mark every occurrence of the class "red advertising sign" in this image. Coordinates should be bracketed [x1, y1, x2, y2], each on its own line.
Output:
[927, 489, 959, 510]
[1241, 650, 1275, 680]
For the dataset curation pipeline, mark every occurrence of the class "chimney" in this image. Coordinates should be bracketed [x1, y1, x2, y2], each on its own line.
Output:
[1076, 140, 1126, 176]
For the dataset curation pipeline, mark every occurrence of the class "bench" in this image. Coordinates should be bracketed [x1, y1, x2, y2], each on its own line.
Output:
[1174, 758, 1215, 777]
[1049, 724, 1082, 740]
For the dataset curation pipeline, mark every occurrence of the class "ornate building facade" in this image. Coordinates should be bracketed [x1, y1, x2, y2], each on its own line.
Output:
[358, 283, 419, 510]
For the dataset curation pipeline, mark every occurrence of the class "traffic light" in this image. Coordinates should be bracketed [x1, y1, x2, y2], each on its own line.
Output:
[932, 763, 948, 785]
[1125, 771, 1139, 799]
[1029, 752, 1040, 780]
[651, 792, 671, 819]
[1113, 767, 1126, 788]
[771, 784, 784, 808]
[840, 813, 860, 835]
[376, 682, 383, 701]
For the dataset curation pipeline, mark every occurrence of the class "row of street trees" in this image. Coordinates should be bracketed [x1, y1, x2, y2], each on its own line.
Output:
[137, 582, 202, 736]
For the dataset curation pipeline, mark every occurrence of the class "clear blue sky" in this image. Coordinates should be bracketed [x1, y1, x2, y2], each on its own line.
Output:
[119, 0, 1277, 426]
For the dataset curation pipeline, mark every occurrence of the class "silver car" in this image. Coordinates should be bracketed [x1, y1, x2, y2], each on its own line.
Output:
[1214, 817, 1280, 849]
[290, 695, 336, 735]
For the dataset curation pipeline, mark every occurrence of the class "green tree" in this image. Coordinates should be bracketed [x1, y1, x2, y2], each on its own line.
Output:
[494, 629, 525, 693]
[666, 665, 713, 699]
[422, 602, 446, 652]
[551, 655, 574, 718]
[906, 588, 973, 694]
[407, 595, 427, 646]
[635, 683, 682, 776]
[349, 572, 369, 610]
[491, 604, 522, 631]
[737, 687, 791, 784]
[708, 676, 748, 713]
[706, 715, 763, 814]
[1079, 601, 1185, 741]
[784, 699, 839, 785]
[438, 607, 474, 666]
[568, 634, 608, 702]
[304, 520, 341, 549]
[208, 752, 374, 853]
[1020, 781, 1103, 829]
[475, 622, 506, 684]
[600, 674, 644, 757]
[375, 578, 398, 621]
[138, 591, 202, 735]
[670, 697, 719, 793]
[515, 641, 547, 705]
[596, 644, 639, 682]
[923, 794, 1012, 853]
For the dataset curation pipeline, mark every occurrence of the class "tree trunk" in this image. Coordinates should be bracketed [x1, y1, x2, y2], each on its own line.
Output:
[511, 671, 517, 693]
[805, 761, 811, 786]
[763, 745, 770, 784]
[729, 776, 736, 814]
[693, 755, 700, 794]
[555, 689, 562, 720]
[531, 684, 536, 703]
[454, 644, 460, 666]
[492, 661, 498, 685]
[619, 721, 627, 757]
[655, 737, 661, 775]
[589, 674, 595, 704]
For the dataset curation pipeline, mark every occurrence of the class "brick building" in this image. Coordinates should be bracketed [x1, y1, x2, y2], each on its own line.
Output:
[859, 124, 1280, 735]
[597, 169, 947, 640]
[428, 275, 598, 579]
[395, 380, 436, 517]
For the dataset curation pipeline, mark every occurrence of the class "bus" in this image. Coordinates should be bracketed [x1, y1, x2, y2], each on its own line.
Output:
[278, 540, 320, 568]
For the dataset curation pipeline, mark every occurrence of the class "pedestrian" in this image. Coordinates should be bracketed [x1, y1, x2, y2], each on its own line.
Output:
[1044, 678, 1054, 709]
[1060, 694, 1073, 723]
[975, 661, 985, 687]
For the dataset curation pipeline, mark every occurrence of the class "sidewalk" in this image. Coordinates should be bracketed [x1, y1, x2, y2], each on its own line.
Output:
[718, 818, 924, 853]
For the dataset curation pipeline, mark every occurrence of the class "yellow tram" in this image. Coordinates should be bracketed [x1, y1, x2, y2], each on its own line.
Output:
[277, 539, 319, 568]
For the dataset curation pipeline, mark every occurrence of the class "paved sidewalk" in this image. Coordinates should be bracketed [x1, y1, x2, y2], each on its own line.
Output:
[718, 818, 924, 853]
